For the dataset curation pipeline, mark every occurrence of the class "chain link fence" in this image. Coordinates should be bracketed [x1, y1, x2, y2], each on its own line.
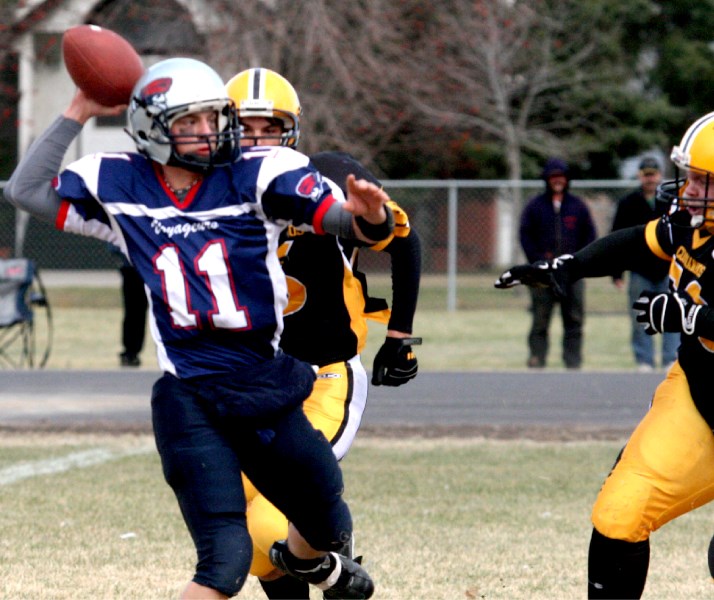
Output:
[0, 178, 635, 294]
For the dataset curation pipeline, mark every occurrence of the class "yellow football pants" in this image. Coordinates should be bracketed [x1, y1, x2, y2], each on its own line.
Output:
[244, 355, 368, 577]
[592, 361, 714, 542]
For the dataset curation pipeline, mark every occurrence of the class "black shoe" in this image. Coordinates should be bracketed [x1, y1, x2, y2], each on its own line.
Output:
[322, 553, 373, 600]
[120, 352, 141, 367]
[270, 540, 374, 599]
[527, 356, 544, 369]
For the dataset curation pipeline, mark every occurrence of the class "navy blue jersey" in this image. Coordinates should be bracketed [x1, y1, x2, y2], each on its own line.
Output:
[55, 146, 340, 378]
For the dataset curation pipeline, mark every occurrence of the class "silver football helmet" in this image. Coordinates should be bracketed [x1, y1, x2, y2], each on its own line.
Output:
[128, 57, 241, 171]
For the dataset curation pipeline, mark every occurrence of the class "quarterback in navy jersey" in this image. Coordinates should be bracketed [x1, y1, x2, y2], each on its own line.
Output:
[495, 112, 714, 598]
[5, 57, 385, 599]
[56, 143, 342, 378]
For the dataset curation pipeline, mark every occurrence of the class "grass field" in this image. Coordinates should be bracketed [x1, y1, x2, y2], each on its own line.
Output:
[25, 272, 658, 371]
[1, 433, 713, 599]
[0, 272, 693, 599]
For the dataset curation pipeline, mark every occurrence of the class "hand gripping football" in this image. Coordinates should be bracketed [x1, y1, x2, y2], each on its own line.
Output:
[62, 24, 144, 106]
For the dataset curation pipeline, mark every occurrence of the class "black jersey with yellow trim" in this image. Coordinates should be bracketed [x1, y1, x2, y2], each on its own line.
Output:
[278, 225, 371, 366]
[650, 215, 714, 426]
[278, 214, 415, 367]
[571, 216, 714, 424]
[279, 151, 418, 367]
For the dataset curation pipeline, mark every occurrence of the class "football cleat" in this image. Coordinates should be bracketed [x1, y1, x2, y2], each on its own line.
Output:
[270, 540, 374, 599]
[324, 533, 367, 599]
[320, 552, 374, 600]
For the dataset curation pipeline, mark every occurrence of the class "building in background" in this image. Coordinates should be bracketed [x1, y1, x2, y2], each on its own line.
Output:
[4, 0, 214, 260]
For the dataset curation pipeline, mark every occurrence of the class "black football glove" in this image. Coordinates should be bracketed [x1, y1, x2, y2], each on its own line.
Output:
[633, 290, 701, 335]
[494, 254, 573, 298]
[371, 336, 422, 386]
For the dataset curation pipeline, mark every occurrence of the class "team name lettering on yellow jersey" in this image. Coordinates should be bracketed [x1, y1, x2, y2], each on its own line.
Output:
[675, 246, 706, 278]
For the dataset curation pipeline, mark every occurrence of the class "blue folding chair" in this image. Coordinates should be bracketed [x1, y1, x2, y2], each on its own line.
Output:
[0, 259, 52, 368]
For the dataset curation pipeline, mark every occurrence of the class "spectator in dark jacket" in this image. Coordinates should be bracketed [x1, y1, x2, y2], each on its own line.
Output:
[611, 156, 678, 371]
[519, 157, 597, 369]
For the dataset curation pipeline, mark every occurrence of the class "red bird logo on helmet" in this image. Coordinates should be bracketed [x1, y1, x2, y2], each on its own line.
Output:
[140, 77, 172, 100]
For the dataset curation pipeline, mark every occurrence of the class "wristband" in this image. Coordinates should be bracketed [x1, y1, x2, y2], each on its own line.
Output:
[355, 205, 395, 241]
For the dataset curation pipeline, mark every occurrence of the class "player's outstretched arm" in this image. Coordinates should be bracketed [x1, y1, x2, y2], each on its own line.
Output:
[496, 226, 659, 292]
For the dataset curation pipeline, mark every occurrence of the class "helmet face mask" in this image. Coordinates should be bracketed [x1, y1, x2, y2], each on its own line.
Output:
[656, 112, 714, 232]
[225, 68, 302, 148]
[128, 58, 241, 171]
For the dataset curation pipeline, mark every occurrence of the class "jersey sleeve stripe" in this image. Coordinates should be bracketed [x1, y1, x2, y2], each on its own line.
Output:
[55, 200, 70, 230]
[312, 193, 337, 235]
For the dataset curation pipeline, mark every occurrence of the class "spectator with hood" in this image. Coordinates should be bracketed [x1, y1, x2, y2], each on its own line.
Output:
[519, 157, 597, 369]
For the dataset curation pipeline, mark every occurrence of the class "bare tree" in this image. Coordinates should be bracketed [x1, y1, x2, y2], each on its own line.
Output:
[405, 0, 631, 181]
[204, 0, 420, 173]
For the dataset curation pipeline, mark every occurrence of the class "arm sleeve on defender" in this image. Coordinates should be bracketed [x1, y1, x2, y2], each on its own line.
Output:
[382, 230, 422, 333]
[567, 225, 666, 281]
[4, 116, 82, 222]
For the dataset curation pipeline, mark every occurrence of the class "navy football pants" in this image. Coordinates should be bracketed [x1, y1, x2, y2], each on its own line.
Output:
[151, 372, 352, 596]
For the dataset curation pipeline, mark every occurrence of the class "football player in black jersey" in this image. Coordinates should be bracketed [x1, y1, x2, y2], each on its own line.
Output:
[496, 112, 714, 598]
[226, 68, 422, 599]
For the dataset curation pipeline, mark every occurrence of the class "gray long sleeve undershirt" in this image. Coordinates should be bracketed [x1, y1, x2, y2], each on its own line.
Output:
[322, 202, 357, 238]
[4, 116, 82, 223]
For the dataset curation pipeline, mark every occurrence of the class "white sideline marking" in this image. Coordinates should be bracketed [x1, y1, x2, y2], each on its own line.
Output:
[0, 446, 153, 486]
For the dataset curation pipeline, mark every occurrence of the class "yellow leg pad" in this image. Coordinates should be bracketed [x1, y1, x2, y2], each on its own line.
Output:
[247, 492, 289, 577]
[593, 363, 714, 541]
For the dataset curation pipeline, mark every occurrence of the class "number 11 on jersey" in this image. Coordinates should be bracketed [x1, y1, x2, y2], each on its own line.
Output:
[154, 241, 251, 330]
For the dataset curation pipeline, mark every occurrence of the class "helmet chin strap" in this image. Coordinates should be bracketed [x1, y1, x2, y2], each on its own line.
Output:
[691, 214, 704, 228]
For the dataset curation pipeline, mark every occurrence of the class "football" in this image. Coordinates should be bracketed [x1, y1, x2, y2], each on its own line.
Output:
[62, 24, 144, 107]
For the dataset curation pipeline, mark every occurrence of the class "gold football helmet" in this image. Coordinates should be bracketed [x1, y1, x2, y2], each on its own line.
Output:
[225, 68, 301, 148]
[658, 111, 714, 230]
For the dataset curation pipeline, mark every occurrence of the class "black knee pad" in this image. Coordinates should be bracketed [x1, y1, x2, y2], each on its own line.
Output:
[291, 496, 353, 552]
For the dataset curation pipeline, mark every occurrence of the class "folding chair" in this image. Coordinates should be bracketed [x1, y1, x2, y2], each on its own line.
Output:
[0, 258, 52, 368]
